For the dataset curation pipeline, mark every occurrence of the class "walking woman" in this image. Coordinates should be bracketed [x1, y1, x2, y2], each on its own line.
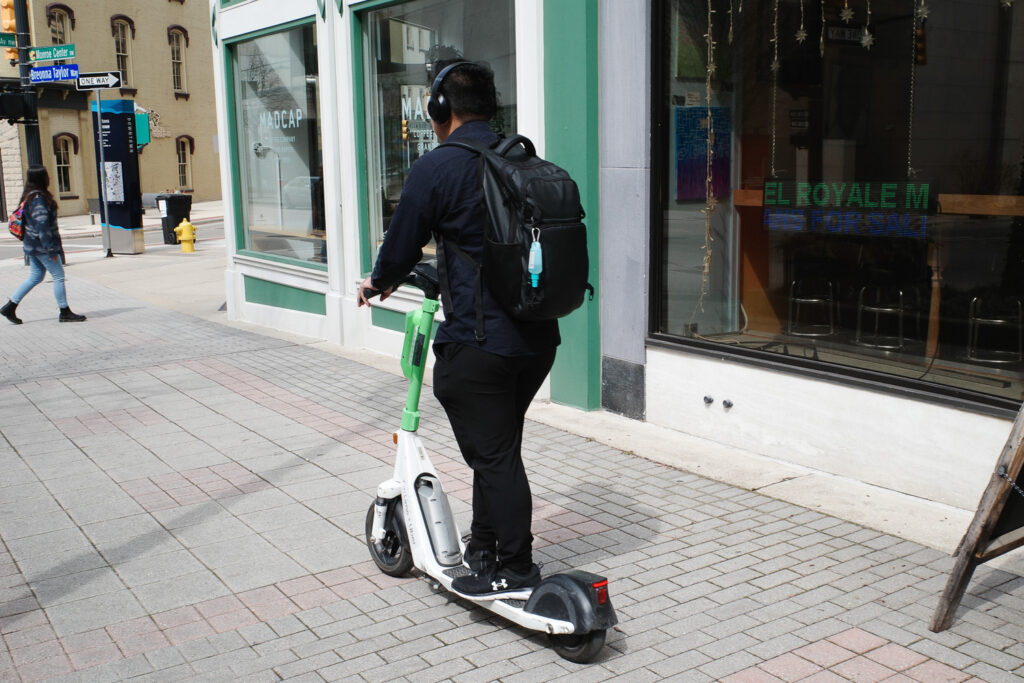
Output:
[1, 165, 85, 324]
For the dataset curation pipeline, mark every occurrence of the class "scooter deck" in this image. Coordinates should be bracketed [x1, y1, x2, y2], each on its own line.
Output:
[441, 566, 528, 608]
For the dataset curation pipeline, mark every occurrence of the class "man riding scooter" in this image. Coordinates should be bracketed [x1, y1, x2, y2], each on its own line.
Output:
[357, 60, 558, 600]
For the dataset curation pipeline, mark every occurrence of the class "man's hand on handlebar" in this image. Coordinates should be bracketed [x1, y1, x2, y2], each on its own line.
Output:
[357, 276, 394, 307]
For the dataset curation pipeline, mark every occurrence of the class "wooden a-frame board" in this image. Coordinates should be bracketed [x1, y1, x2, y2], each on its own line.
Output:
[931, 402, 1024, 632]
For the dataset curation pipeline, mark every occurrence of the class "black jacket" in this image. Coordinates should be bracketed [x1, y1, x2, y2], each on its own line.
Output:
[21, 194, 63, 265]
[371, 121, 560, 356]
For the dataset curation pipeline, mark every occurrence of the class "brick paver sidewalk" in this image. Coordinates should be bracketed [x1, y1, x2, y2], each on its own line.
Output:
[1, 266, 1023, 682]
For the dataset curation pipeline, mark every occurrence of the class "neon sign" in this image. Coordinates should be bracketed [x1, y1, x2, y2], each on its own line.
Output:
[763, 181, 933, 238]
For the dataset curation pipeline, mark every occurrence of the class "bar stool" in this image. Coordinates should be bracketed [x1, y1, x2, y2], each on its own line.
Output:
[966, 297, 1024, 363]
[787, 278, 836, 337]
[854, 285, 914, 350]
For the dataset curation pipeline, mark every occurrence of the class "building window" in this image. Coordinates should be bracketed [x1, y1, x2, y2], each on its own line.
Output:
[53, 135, 76, 194]
[168, 26, 189, 92]
[45, 4, 75, 31]
[231, 22, 326, 264]
[49, 9, 70, 44]
[111, 17, 134, 87]
[359, 0, 516, 257]
[48, 7, 71, 65]
[651, 0, 1024, 406]
[176, 135, 193, 189]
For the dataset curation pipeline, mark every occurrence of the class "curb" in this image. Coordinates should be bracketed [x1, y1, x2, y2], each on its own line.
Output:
[1, 217, 223, 244]
[56, 216, 224, 239]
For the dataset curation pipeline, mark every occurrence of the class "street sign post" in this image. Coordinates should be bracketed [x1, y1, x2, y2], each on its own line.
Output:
[29, 63, 78, 83]
[0, 32, 14, 48]
[81, 69, 125, 256]
[28, 43, 75, 62]
[76, 71, 121, 91]
[75, 69, 123, 256]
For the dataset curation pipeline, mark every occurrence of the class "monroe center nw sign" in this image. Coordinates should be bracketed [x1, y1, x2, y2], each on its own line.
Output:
[28, 44, 76, 62]
[762, 181, 934, 239]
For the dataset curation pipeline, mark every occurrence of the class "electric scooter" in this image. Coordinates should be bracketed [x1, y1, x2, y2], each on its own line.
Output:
[363, 262, 617, 664]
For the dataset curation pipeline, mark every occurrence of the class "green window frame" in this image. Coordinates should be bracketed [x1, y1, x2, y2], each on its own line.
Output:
[221, 17, 328, 273]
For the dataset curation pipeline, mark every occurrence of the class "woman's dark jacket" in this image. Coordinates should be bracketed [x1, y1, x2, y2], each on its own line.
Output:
[21, 194, 63, 264]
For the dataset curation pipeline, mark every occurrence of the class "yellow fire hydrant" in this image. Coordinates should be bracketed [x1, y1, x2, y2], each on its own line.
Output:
[174, 219, 196, 253]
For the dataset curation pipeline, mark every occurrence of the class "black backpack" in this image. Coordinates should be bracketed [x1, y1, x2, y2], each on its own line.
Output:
[438, 134, 593, 341]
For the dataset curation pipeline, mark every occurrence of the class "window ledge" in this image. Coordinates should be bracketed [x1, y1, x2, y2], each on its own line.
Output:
[119, 87, 137, 96]
[58, 195, 79, 200]
[174, 91, 190, 101]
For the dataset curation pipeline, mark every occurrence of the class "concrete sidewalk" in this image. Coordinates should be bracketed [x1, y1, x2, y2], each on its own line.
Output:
[1, 241, 1024, 681]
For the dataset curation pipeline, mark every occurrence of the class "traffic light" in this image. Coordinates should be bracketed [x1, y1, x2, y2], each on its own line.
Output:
[0, 0, 16, 61]
[401, 119, 408, 140]
[0, 91, 24, 121]
[915, 24, 927, 65]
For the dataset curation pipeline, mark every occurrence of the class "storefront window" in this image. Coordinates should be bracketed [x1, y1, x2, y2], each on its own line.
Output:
[654, 0, 1024, 404]
[232, 23, 326, 264]
[360, 0, 516, 256]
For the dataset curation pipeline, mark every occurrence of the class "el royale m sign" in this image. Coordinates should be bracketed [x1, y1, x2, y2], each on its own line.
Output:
[763, 181, 933, 238]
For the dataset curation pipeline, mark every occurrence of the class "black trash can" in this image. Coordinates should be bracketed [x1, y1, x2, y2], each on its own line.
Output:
[157, 193, 193, 244]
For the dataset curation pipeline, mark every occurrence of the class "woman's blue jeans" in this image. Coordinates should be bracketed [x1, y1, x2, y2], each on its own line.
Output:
[11, 254, 67, 308]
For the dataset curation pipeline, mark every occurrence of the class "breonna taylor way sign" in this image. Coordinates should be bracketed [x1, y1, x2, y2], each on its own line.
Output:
[29, 63, 79, 84]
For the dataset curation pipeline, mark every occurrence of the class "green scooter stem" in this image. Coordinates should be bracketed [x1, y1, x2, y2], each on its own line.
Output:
[400, 297, 439, 432]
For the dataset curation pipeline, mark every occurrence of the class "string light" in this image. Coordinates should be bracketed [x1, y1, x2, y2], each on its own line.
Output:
[913, 0, 921, 179]
[691, 0, 718, 322]
[796, 0, 808, 43]
[861, 0, 874, 50]
[840, 0, 854, 23]
[728, 0, 734, 44]
[769, 0, 780, 178]
[820, 0, 826, 57]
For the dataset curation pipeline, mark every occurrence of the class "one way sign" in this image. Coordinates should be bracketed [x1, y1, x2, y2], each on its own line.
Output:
[76, 71, 122, 91]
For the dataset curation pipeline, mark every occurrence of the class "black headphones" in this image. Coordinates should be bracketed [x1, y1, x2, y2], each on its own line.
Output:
[427, 61, 471, 124]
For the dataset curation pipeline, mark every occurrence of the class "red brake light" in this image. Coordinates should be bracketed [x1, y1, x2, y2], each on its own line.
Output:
[593, 579, 609, 605]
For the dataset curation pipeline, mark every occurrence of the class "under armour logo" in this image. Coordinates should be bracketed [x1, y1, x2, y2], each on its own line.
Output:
[491, 579, 508, 590]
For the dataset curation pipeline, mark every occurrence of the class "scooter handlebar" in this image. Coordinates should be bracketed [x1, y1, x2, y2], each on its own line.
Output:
[362, 262, 439, 302]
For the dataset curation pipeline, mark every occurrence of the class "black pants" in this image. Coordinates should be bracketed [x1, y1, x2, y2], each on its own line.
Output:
[432, 343, 556, 573]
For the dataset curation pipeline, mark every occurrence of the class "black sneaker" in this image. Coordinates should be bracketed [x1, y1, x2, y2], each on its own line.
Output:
[451, 563, 541, 601]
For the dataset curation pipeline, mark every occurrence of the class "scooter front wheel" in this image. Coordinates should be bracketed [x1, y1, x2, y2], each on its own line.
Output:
[365, 499, 413, 577]
[548, 629, 606, 663]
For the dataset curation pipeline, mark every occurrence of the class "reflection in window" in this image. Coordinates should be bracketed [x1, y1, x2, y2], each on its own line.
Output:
[232, 23, 326, 264]
[360, 0, 516, 256]
[653, 0, 1024, 404]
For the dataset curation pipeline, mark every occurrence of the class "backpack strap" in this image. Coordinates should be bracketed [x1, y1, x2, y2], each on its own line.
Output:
[443, 135, 535, 159]
[434, 139, 493, 343]
[493, 134, 535, 157]
[438, 138, 489, 155]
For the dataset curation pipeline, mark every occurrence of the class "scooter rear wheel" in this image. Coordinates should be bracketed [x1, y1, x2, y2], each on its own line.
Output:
[548, 629, 606, 663]
[365, 499, 413, 577]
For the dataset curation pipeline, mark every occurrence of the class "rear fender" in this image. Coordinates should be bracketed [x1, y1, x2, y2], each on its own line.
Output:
[524, 569, 618, 632]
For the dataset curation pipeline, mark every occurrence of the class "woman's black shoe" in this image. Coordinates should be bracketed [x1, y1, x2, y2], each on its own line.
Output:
[59, 307, 86, 322]
[1, 300, 21, 325]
